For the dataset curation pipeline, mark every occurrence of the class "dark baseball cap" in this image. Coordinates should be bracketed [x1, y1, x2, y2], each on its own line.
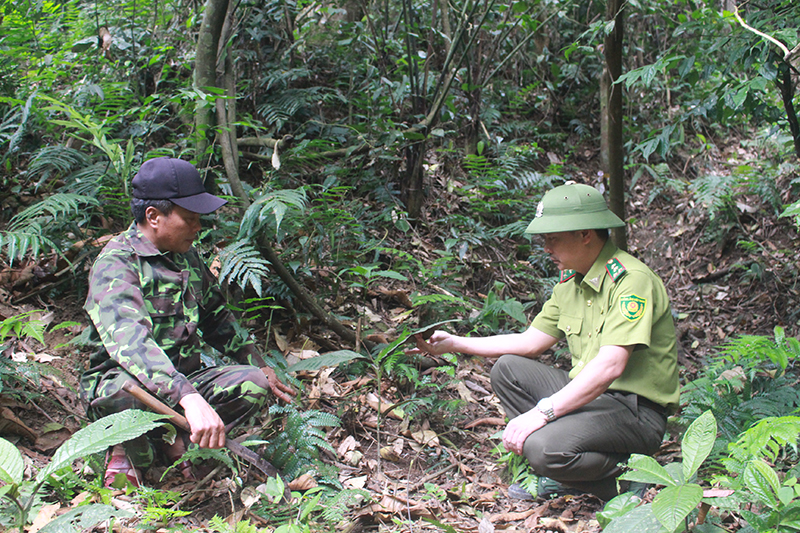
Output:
[132, 157, 227, 214]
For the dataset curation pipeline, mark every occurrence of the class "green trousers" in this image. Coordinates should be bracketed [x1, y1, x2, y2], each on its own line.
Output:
[83, 364, 271, 468]
[490, 355, 667, 500]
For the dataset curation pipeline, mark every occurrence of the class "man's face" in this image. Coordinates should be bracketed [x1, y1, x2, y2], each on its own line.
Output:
[150, 205, 203, 254]
[542, 231, 585, 271]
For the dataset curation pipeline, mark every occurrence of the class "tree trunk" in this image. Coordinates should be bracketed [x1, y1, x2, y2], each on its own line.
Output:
[194, 0, 229, 167]
[601, 0, 627, 251]
[776, 61, 800, 160]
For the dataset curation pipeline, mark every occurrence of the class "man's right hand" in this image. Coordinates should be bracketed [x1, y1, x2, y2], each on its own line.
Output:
[179, 393, 226, 449]
[406, 331, 456, 356]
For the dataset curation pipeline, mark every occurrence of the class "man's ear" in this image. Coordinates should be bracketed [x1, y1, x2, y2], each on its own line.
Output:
[144, 206, 161, 228]
[579, 229, 594, 244]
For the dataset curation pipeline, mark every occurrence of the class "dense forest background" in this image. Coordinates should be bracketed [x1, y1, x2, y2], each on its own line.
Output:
[1, 0, 799, 531]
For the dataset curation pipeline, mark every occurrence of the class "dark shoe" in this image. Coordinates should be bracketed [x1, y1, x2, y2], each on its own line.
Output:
[508, 483, 536, 500]
[104, 445, 142, 488]
[537, 476, 588, 499]
[620, 480, 652, 500]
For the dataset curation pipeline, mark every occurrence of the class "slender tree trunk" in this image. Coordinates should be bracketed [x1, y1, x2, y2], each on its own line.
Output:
[194, 0, 229, 167]
[601, 0, 627, 251]
[776, 61, 800, 160]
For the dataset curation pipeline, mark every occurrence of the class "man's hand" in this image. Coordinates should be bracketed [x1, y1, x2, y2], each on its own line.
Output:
[262, 366, 295, 403]
[502, 408, 548, 455]
[179, 393, 226, 449]
[406, 331, 455, 356]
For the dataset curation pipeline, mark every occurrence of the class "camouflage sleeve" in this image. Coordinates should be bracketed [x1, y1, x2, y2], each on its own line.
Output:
[85, 250, 197, 408]
[196, 257, 267, 368]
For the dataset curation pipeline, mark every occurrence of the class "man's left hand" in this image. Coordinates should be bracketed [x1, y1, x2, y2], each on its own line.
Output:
[262, 366, 295, 402]
[502, 408, 548, 455]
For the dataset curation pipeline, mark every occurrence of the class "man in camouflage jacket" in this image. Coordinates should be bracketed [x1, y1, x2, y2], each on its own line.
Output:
[81, 157, 294, 486]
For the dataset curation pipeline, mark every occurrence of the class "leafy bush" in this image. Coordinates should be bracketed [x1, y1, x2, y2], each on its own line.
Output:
[678, 327, 800, 458]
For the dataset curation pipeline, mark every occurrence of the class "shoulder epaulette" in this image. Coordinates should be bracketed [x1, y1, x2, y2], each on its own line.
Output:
[559, 269, 577, 283]
[606, 258, 626, 282]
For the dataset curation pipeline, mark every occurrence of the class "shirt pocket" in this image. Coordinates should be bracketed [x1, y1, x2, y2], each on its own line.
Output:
[145, 289, 182, 321]
[557, 313, 583, 356]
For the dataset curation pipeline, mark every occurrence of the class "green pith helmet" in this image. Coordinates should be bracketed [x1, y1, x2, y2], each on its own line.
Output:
[524, 183, 625, 234]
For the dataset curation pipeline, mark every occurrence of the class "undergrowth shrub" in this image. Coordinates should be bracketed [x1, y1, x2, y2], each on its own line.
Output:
[263, 405, 340, 487]
[678, 326, 800, 461]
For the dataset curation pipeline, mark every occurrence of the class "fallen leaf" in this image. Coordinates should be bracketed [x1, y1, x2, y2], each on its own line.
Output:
[338, 435, 360, 457]
[289, 473, 317, 491]
[29, 503, 60, 533]
[0, 407, 37, 441]
[365, 393, 404, 419]
[490, 508, 536, 523]
[478, 516, 495, 533]
[380, 446, 402, 462]
[703, 488, 735, 497]
[241, 486, 260, 508]
[456, 381, 475, 403]
[411, 430, 439, 448]
[344, 475, 367, 489]
[464, 417, 505, 429]
[32, 353, 61, 363]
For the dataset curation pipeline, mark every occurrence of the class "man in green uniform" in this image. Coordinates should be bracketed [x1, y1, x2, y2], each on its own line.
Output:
[81, 157, 294, 487]
[412, 183, 679, 501]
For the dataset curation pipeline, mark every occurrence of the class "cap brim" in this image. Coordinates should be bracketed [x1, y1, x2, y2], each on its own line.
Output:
[525, 211, 625, 234]
[171, 193, 227, 214]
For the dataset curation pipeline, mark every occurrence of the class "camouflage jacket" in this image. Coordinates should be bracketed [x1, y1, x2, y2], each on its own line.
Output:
[82, 223, 265, 409]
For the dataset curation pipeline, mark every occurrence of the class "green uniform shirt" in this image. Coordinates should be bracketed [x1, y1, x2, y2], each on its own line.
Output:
[531, 239, 680, 412]
[82, 223, 265, 409]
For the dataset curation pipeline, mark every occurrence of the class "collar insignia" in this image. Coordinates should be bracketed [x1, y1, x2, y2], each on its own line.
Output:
[606, 258, 626, 282]
[560, 269, 577, 283]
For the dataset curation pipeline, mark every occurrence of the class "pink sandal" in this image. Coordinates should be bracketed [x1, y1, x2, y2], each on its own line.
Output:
[104, 445, 142, 488]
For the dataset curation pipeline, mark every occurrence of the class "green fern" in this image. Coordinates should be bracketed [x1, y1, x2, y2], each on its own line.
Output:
[727, 417, 800, 465]
[218, 241, 271, 297]
[264, 406, 340, 483]
[679, 331, 800, 458]
[689, 173, 740, 220]
[238, 188, 308, 239]
[1, 193, 98, 264]
[26, 145, 91, 191]
[320, 488, 370, 523]
[411, 293, 469, 307]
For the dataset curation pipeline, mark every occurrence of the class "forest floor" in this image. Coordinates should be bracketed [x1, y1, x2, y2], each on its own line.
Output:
[1, 141, 799, 532]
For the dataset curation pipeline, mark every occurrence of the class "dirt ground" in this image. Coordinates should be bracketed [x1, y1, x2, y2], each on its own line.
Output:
[1, 158, 799, 531]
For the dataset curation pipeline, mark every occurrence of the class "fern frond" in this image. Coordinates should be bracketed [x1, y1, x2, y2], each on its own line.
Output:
[27, 145, 91, 190]
[728, 416, 800, 463]
[321, 489, 370, 523]
[239, 188, 308, 239]
[689, 173, 739, 220]
[8, 193, 99, 230]
[218, 241, 271, 297]
[0, 229, 57, 266]
[411, 293, 469, 307]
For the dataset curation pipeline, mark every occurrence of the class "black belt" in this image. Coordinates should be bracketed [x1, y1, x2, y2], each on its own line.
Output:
[637, 395, 667, 416]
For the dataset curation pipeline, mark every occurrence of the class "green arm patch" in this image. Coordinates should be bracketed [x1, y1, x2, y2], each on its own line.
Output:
[606, 258, 626, 282]
[620, 294, 647, 321]
[560, 269, 577, 283]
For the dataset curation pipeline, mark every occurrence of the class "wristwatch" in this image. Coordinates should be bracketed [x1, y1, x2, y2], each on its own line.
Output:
[535, 397, 557, 422]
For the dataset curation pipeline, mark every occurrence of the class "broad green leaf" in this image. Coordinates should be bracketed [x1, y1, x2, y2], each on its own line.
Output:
[743, 459, 780, 506]
[619, 454, 677, 487]
[602, 504, 664, 533]
[682, 410, 716, 481]
[597, 493, 642, 528]
[652, 484, 703, 531]
[39, 504, 133, 533]
[375, 270, 408, 281]
[286, 350, 366, 372]
[0, 437, 24, 485]
[36, 410, 166, 483]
